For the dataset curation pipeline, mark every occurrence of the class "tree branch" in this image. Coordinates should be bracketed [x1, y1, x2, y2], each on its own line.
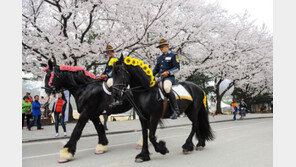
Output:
[80, 4, 97, 43]
[22, 42, 48, 60]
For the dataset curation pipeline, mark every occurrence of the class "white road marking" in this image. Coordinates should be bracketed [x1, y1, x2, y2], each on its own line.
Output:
[22, 120, 270, 160]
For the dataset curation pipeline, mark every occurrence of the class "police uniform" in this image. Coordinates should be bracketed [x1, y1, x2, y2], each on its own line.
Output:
[153, 51, 180, 86]
[102, 57, 113, 78]
[102, 45, 115, 88]
[153, 39, 180, 119]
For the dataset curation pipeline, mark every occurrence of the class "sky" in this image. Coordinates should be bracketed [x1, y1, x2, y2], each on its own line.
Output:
[208, 0, 273, 32]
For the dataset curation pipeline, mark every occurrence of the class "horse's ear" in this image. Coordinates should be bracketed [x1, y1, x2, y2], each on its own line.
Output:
[48, 59, 53, 71]
[118, 53, 124, 63]
[52, 56, 57, 65]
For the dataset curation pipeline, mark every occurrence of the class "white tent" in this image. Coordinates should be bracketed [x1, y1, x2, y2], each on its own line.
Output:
[221, 102, 230, 108]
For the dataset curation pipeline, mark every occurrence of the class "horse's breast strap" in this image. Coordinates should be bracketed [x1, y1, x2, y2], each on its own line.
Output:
[103, 81, 112, 95]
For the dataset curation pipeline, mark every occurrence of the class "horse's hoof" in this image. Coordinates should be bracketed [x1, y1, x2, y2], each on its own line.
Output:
[59, 148, 73, 162]
[158, 140, 169, 155]
[183, 149, 192, 154]
[135, 158, 144, 163]
[94, 151, 105, 155]
[135, 157, 150, 163]
[182, 143, 194, 153]
[195, 146, 204, 151]
[159, 148, 169, 155]
[135, 154, 150, 163]
[58, 159, 69, 163]
[95, 144, 108, 154]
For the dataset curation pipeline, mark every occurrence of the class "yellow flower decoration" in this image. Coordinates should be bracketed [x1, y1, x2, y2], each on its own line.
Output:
[138, 60, 144, 67]
[150, 75, 154, 81]
[124, 56, 132, 65]
[145, 68, 152, 76]
[122, 57, 155, 85]
[108, 58, 118, 66]
[150, 80, 155, 87]
[131, 58, 139, 66]
[203, 91, 207, 108]
[142, 64, 149, 71]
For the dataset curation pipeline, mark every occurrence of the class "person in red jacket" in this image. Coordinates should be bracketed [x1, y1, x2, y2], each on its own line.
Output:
[50, 92, 67, 137]
[27, 92, 33, 103]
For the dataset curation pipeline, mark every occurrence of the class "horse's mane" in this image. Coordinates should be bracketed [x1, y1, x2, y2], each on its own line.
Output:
[127, 65, 151, 88]
[113, 57, 155, 89]
[59, 65, 101, 80]
[45, 65, 102, 87]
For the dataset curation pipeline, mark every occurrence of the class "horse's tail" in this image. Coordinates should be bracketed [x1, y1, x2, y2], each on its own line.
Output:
[197, 92, 214, 141]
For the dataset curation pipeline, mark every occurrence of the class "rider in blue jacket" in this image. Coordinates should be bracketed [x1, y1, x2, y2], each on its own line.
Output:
[153, 39, 180, 119]
[101, 45, 115, 88]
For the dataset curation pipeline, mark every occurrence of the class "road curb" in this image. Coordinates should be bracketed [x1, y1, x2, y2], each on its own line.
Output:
[22, 116, 273, 143]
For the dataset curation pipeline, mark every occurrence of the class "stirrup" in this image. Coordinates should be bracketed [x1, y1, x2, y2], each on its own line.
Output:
[170, 112, 178, 119]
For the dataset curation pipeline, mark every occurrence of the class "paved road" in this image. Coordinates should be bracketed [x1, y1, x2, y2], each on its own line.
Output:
[22, 113, 273, 142]
[23, 118, 272, 167]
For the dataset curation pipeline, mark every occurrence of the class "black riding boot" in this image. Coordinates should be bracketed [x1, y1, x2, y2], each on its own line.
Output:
[166, 91, 180, 119]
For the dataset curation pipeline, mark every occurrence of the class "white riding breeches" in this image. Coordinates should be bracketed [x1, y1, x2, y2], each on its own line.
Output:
[163, 80, 172, 93]
[106, 78, 113, 88]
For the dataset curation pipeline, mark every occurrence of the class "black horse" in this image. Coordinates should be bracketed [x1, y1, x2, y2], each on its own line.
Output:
[43, 59, 132, 163]
[112, 55, 214, 162]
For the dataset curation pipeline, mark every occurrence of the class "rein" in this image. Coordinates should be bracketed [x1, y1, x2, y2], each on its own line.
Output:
[113, 85, 149, 121]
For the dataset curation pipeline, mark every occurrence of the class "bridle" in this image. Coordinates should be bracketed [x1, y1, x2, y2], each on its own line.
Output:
[42, 67, 69, 95]
[112, 64, 149, 120]
[112, 64, 131, 94]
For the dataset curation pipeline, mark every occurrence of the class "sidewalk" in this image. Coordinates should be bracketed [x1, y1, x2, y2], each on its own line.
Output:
[22, 113, 273, 143]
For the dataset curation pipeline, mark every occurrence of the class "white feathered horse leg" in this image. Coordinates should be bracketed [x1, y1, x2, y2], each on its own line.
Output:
[95, 144, 108, 154]
[136, 132, 154, 149]
[58, 148, 74, 163]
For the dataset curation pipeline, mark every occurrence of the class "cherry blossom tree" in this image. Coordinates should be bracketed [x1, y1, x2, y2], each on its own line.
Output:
[22, 0, 273, 115]
[22, 0, 227, 77]
[196, 12, 273, 114]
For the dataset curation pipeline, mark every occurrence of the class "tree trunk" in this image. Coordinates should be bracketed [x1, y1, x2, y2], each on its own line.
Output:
[216, 95, 223, 114]
[214, 79, 235, 115]
[215, 79, 223, 115]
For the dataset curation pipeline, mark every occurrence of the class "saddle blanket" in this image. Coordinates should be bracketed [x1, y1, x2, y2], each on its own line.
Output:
[159, 84, 193, 101]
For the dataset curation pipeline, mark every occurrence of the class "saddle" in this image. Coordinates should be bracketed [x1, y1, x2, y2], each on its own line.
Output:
[156, 81, 193, 102]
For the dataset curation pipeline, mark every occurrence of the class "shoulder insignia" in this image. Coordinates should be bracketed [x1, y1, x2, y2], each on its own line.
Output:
[175, 55, 179, 63]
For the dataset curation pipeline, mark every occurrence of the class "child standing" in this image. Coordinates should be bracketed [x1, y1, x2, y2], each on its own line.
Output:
[232, 100, 239, 121]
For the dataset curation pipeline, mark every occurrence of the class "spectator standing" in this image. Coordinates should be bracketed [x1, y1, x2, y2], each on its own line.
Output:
[232, 100, 239, 121]
[24, 92, 33, 103]
[22, 96, 32, 129]
[50, 92, 67, 137]
[239, 99, 247, 120]
[27, 95, 44, 130]
[210, 99, 216, 117]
